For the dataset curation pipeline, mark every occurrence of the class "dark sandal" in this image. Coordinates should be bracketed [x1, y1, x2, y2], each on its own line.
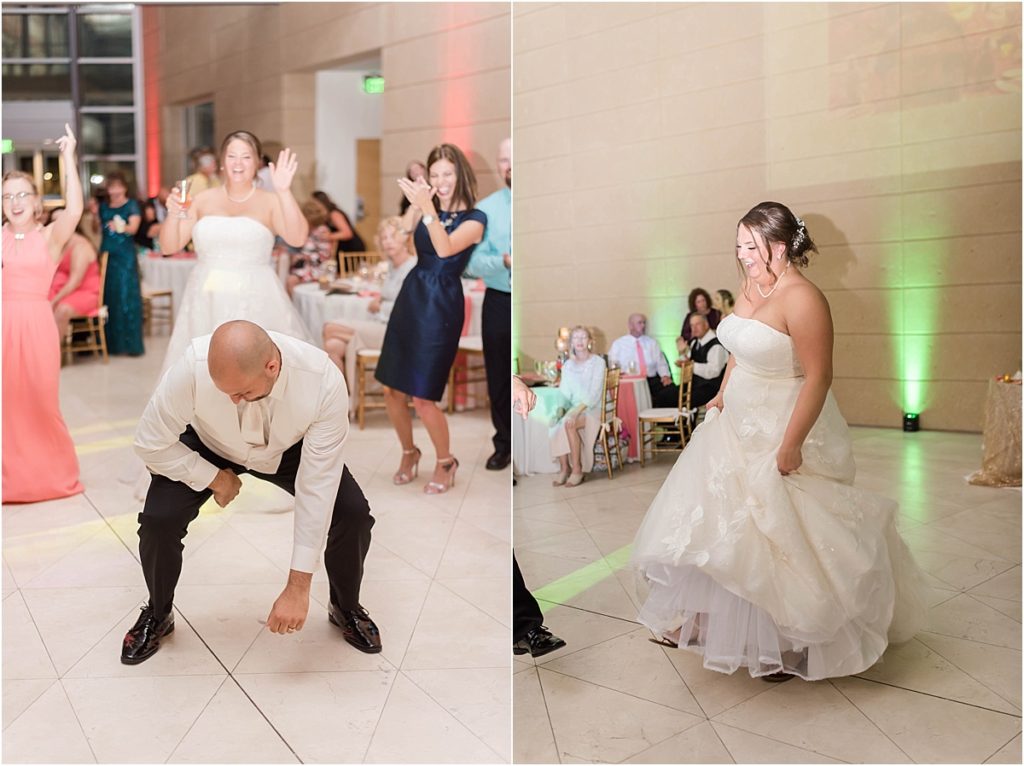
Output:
[648, 637, 679, 649]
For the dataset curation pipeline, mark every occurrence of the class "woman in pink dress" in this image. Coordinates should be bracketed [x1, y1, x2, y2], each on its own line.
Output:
[2, 124, 85, 503]
[47, 212, 101, 341]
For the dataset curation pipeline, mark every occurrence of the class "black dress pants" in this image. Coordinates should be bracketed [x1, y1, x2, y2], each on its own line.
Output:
[138, 426, 374, 617]
[647, 375, 680, 408]
[482, 288, 512, 454]
[513, 554, 544, 642]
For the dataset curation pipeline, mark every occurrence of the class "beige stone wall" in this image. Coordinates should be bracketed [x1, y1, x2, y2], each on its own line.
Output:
[513, 2, 1022, 432]
[142, 2, 510, 212]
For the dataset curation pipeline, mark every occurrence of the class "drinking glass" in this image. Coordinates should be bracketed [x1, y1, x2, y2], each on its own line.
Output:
[177, 179, 191, 219]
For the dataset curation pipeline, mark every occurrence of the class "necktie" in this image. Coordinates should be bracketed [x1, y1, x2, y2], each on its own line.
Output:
[635, 339, 648, 377]
[240, 400, 267, 447]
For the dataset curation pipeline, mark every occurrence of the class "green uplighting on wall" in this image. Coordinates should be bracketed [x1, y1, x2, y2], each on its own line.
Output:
[1, 139, 13, 154]
[892, 239, 942, 420]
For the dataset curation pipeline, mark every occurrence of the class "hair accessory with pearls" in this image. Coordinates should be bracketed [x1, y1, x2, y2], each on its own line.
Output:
[791, 215, 807, 251]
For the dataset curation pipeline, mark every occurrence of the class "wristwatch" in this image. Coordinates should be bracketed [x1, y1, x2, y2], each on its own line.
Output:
[421, 214, 436, 226]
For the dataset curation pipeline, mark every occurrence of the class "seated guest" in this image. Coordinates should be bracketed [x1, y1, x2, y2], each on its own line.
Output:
[680, 287, 722, 342]
[322, 217, 416, 385]
[549, 326, 606, 488]
[134, 198, 161, 252]
[713, 288, 735, 319]
[608, 313, 678, 407]
[678, 313, 729, 408]
[48, 212, 101, 342]
[284, 200, 333, 296]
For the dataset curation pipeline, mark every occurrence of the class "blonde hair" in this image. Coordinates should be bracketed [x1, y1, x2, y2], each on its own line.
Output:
[569, 325, 593, 358]
[1, 170, 42, 223]
[375, 215, 412, 256]
[300, 199, 328, 228]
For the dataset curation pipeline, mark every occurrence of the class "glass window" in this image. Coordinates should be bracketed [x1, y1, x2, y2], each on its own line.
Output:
[79, 63, 133, 106]
[81, 112, 135, 155]
[40, 152, 62, 197]
[2, 13, 69, 59]
[77, 13, 131, 58]
[1, 63, 71, 100]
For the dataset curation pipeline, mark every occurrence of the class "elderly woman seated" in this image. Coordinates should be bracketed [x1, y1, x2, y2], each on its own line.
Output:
[322, 216, 417, 384]
[47, 210, 101, 341]
[549, 325, 606, 487]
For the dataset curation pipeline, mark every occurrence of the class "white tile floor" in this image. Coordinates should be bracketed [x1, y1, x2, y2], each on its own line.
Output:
[514, 428, 1022, 764]
[3, 335, 511, 763]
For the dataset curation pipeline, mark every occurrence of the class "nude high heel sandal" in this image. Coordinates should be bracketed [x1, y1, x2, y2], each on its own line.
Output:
[393, 446, 422, 485]
[424, 456, 459, 495]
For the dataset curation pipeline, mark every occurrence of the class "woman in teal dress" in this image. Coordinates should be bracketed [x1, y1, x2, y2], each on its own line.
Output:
[100, 171, 144, 355]
[376, 144, 486, 494]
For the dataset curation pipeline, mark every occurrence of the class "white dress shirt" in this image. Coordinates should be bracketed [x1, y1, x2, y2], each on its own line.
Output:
[134, 331, 350, 573]
[689, 329, 730, 380]
[608, 333, 671, 379]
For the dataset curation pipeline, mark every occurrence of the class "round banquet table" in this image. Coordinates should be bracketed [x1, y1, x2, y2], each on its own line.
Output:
[616, 375, 654, 461]
[512, 377, 653, 475]
[291, 278, 485, 348]
[137, 252, 197, 320]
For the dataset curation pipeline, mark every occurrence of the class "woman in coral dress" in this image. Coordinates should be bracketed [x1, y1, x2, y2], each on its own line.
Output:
[2, 124, 85, 503]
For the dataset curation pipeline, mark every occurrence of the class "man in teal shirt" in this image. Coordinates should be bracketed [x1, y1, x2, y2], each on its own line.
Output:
[465, 138, 511, 469]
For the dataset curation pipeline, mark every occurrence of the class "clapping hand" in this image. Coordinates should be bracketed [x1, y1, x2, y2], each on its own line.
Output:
[269, 148, 298, 192]
[397, 176, 436, 212]
[54, 123, 76, 160]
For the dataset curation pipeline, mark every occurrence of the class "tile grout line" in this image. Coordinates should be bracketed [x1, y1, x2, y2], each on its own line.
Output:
[161, 674, 233, 763]
[829, 677, 917, 763]
[708, 720, 854, 765]
[849, 672, 1022, 719]
[54, 678, 102, 764]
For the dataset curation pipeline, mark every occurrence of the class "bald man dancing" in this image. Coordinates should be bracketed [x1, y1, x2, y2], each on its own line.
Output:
[123, 320, 379, 664]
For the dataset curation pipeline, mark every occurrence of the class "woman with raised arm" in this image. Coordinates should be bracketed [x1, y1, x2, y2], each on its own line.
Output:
[375, 144, 486, 494]
[158, 129, 311, 371]
[2, 124, 86, 502]
[632, 201, 928, 682]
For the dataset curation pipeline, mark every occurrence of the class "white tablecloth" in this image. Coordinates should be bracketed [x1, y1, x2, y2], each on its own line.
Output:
[513, 386, 564, 475]
[512, 378, 652, 475]
[291, 279, 485, 348]
[137, 255, 197, 321]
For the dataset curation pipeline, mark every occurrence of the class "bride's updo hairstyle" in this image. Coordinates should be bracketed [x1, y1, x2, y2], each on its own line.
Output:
[739, 201, 818, 269]
[218, 130, 263, 180]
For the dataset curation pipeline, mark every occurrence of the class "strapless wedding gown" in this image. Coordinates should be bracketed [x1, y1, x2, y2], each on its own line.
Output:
[160, 216, 310, 373]
[631, 313, 929, 680]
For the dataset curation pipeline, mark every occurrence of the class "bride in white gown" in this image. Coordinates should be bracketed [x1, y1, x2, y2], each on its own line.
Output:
[631, 202, 929, 682]
[158, 130, 311, 371]
[124, 131, 311, 496]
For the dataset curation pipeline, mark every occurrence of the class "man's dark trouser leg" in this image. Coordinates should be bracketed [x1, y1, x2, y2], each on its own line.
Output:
[138, 426, 240, 617]
[252, 447, 374, 611]
[482, 288, 512, 455]
[513, 554, 544, 642]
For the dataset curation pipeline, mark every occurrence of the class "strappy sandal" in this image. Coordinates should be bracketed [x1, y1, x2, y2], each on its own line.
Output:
[565, 472, 585, 487]
[647, 637, 679, 648]
[424, 456, 459, 495]
[552, 469, 569, 487]
[393, 446, 421, 485]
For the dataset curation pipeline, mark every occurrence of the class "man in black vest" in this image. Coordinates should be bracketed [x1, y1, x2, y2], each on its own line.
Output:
[683, 313, 729, 407]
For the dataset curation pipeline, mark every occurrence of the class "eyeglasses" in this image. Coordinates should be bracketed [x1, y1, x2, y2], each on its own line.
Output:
[1, 192, 35, 202]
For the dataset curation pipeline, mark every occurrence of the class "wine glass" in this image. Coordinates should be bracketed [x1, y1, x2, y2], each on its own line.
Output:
[177, 178, 191, 219]
[627, 360, 638, 375]
[543, 361, 559, 384]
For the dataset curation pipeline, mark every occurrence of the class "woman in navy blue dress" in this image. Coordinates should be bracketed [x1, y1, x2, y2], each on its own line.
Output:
[376, 144, 486, 494]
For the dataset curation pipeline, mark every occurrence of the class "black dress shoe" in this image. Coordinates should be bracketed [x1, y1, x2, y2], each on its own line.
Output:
[121, 605, 174, 665]
[328, 604, 382, 653]
[513, 626, 566, 658]
[486, 451, 511, 470]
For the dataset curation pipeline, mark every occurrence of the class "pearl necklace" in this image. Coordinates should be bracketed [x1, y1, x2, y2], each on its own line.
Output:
[225, 184, 256, 204]
[756, 265, 789, 299]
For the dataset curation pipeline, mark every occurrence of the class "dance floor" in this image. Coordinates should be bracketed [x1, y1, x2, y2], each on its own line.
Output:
[514, 428, 1021, 764]
[3, 335, 510, 763]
